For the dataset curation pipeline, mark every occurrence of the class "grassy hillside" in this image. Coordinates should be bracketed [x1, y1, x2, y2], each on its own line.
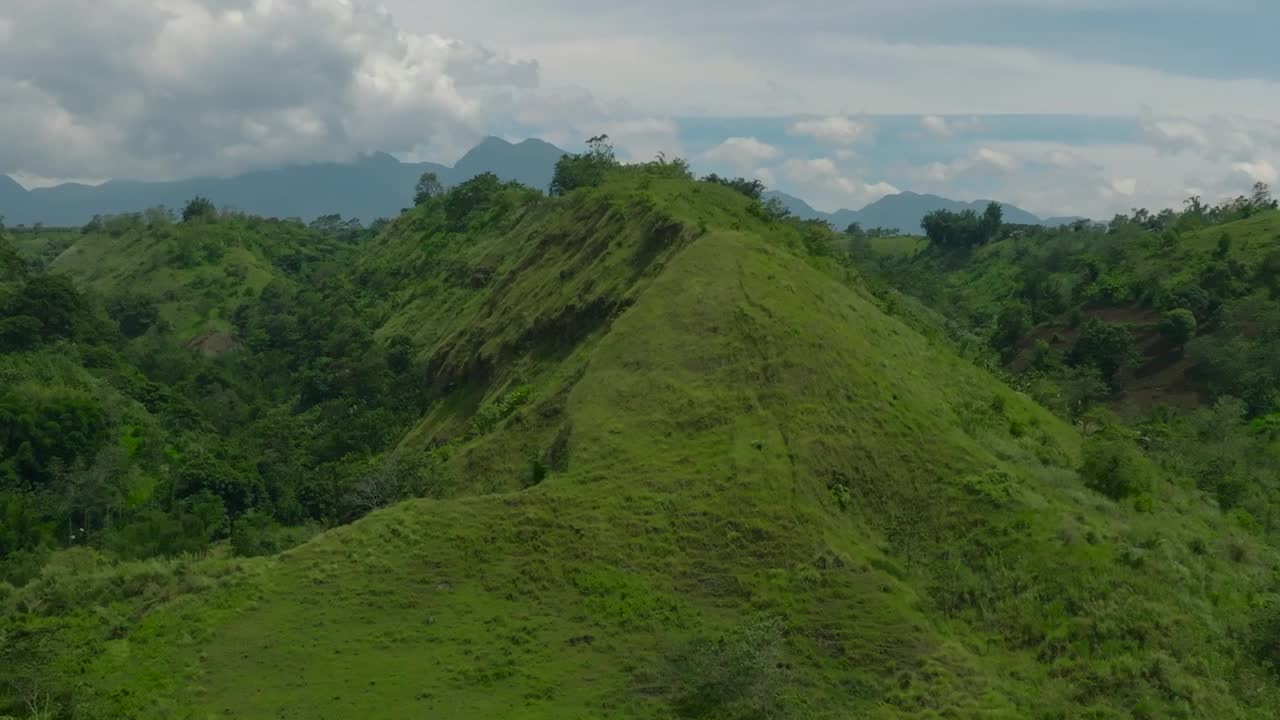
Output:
[6, 170, 1280, 719]
[866, 201, 1280, 416]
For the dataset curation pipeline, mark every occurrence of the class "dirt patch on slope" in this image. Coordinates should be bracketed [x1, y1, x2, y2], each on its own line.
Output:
[187, 330, 242, 356]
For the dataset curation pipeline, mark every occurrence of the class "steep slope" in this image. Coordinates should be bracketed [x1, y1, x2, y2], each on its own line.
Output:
[5, 176, 1279, 719]
[875, 206, 1280, 414]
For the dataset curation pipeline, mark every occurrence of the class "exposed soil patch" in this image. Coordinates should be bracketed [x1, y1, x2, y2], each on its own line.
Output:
[186, 330, 241, 357]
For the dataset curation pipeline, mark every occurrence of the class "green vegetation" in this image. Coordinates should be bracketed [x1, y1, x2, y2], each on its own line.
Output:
[3, 167, 1280, 718]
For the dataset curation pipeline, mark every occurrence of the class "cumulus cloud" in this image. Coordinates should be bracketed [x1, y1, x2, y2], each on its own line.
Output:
[752, 167, 778, 189]
[1138, 108, 1280, 159]
[781, 157, 898, 210]
[914, 147, 1021, 182]
[0, 0, 540, 180]
[599, 117, 683, 162]
[920, 114, 983, 138]
[1233, 160, 1279, 185]
[787, 116, 875, 145]
[1046, 148, 1097, 170]
[702, 137, 781, 171]
[1109, 177, 1138, 196]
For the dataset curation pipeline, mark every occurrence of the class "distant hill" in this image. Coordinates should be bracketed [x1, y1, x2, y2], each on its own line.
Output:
[765, 190, 1080, 234]
[0, 137, 567, 227]
[3, 138, 1081, 232]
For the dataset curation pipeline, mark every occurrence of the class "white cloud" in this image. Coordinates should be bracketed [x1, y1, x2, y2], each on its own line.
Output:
[1139, 108, 1280, 159]
[920, 114, 983, 138]
[912, 147, 1020, 182]
[1232, 160, 1279, 184]
[471, 18, 1280, 119]
[959, 138, 1276, 219]
[702, 137, 781, 170]
[781, 156, 898, 210]
[753, 167, 777, 189]
[598, 117, 683, 162]
[1109, 177, 1138, 196]
[1046, 148, 1096, 170]
[787, 116, 875, 145]
[0, 0, 540, 180]
[975, 147, 1019, 172]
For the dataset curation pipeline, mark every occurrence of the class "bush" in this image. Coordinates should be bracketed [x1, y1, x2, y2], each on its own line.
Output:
[672, 616, 798, 719]
[1160, 308, 1197, 347]
[230, 510, 283, 557]
[549, 135, 618, 196]
[1080, 435, 1153, 500]
[107, 293, 160, 338]
[181, 196, 217, 223]
[1068, 318, 1139, 385]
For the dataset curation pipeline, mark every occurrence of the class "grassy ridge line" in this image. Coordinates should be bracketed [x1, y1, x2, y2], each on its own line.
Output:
[6, 179, 1280, 718]
[42, 226, 1034, 718]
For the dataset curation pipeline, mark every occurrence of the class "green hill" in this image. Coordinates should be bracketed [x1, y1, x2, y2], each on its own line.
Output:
[864, 198, 1280, 415]
[4, 170, 1280, 718]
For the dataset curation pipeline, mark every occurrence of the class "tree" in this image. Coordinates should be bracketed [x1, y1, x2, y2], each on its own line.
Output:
[992, 301, 1031, 358]
[107, 293, 160, 339]
[181, 196, 217, 223]
[1250, 181, 1277, 212]
[1160, 308, 1197, 347]
[1068, 318, 1139, 385]
[701, 174, 765, 200]
[414, 171, 444, 206]
[0, 235, 23, 282]
[549, 134, 618, 196]
[6, 274, 86, 342]
[979, 201, 1003, 239]
[921, 203, 1002, 249]
[443, 172, 507, 229]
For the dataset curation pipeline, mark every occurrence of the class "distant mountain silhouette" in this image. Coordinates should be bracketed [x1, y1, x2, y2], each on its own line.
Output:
[0, 138, 567, 227]
[764, 190, 1077, 234]
[2, 137, 1082, 231]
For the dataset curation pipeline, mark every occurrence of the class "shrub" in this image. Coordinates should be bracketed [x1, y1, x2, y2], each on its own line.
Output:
[672, 616, 798, 719]
[107, 293, 160, 338]
[230, 510, 283, 557]
[549, 135, 618, 196]
[1160, 308, 1197, 347]
[1080, 435, 1153, 500]
[181, 196, 217, 223]
[1068, 318, 1139, 385]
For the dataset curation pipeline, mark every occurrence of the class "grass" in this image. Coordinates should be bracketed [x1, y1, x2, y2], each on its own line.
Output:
[4, 177, 1280, 718]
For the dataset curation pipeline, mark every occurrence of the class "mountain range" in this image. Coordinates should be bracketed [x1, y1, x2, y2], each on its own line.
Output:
[1, 137, 1081, 232]
[764, 190, 1084, 233]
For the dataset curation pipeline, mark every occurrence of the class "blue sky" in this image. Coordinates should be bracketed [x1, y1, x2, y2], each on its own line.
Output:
[3, 1, 1278, 219]
[396, 0, 1280, 217]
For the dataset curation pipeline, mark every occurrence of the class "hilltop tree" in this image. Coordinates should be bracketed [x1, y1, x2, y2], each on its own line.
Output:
[181, 196, 217, 223]
[549, 134, 619, 196]
[440, 172, 534, 230]
[1251, 181, 1277, 212]
[414, 171, 444, 206]
[701, 174, 765, 200]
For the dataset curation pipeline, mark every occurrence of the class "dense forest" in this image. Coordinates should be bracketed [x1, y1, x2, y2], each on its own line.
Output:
[4, 141, 1280, 718]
